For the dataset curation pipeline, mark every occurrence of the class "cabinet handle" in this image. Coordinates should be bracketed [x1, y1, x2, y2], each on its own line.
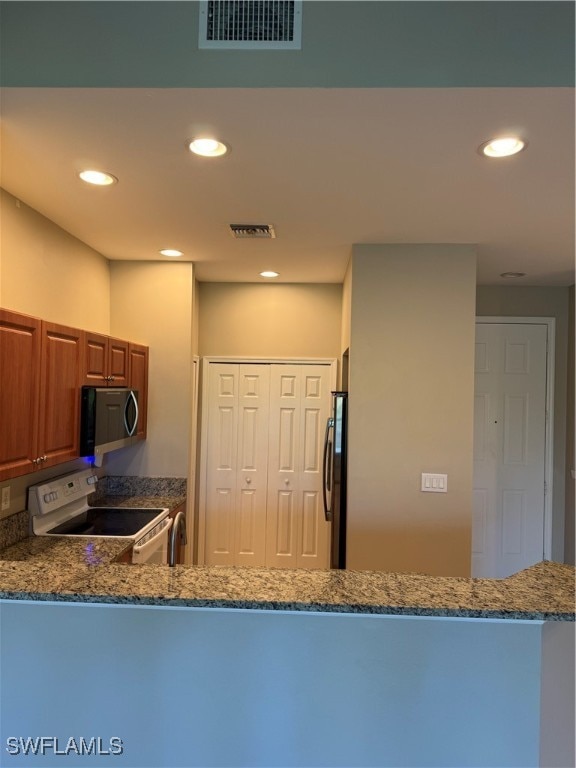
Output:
[42, 455, 47, 462]
[32, 458, 38, 465]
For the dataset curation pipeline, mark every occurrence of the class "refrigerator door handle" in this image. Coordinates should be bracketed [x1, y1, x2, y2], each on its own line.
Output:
[322, 417, 334, 521]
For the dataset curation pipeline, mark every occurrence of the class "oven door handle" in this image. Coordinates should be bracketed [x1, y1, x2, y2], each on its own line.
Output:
[132, 517, 172, 563]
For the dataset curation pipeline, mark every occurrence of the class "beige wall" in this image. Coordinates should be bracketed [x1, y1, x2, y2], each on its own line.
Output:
[347, 244, 477, 576]
[0, 189, 110, 332]
[476, 285, 570, 562]
[0, 196, 195, 514]
[106, 262, 195, 478]
[0, 188, 112, 519]
[198, 282, 342, 358]
[565, 286, 574, 565]
[341, 259, 352, 355]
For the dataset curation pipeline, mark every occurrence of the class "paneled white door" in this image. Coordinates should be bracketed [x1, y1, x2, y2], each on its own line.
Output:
[204, 363, 270, 566]
[265, 365, 331, 568]
[472, 323, 549, 578]
[202, 361, 332, 569]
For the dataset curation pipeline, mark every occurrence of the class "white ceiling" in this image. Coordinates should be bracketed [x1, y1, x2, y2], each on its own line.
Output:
[0, 86, 574, 285]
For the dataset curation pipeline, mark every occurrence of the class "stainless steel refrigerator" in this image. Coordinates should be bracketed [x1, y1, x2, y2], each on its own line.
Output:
[322, 391, 348, 569]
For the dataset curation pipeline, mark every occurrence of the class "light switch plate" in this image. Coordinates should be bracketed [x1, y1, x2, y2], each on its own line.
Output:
[421, 473, 447, 493]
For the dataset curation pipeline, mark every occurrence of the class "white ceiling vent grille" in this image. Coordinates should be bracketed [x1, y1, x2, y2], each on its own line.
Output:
[229, 224, 276, 239]
[199, 1, 302, 50]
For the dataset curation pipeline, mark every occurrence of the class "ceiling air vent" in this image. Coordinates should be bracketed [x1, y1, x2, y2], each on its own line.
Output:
[199, 0, 302, 50]
[229, 224, 276, 239]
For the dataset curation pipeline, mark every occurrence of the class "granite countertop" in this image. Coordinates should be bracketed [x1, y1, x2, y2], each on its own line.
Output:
[0, 490, 573, 620]
[0, 522, 574, 620]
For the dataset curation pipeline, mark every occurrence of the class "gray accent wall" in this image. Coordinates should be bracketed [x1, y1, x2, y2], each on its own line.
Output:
[1, 1, 573, 88]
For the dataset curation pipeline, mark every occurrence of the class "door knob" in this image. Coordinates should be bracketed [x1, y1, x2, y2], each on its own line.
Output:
[245, 477, 251, 484]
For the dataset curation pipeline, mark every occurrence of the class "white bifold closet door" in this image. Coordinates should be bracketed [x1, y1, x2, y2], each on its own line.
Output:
[204, 364, 270, 567]
[265, 364, 331, 568]
[203, 362, 331, 568]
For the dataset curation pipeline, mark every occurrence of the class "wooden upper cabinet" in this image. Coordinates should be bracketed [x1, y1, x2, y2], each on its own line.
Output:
[39, 322, 84, 469]
[109, 338, 130, 387]
[0, 307, 149, 481]
[129, 342, 149, 440]
[0, 309, 42, 480]
[82, 332, 129, 387]
[83, 331, 108, 386]
[0, 312, 84, 480]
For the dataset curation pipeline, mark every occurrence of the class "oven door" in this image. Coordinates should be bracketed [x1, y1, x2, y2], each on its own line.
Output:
[132, 517, 172, 564]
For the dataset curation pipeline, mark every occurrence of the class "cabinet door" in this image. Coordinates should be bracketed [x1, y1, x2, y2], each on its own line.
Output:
[0, 309, 41, 480]
[82, 334, 130, 387]
[38, 321, 84, 468]
[83, 331, 108, 386]
[129, 343, 149, 440]
[108, 338, 130, 387]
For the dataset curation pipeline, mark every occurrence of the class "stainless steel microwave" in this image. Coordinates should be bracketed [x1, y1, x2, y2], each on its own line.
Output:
[80, 386, 139, 458]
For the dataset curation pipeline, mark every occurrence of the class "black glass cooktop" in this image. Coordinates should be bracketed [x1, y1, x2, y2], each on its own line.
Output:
[46, 508, 165, 537]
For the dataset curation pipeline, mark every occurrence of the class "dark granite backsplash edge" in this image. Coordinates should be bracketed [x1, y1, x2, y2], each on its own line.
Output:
[0, 509, 29, 550]
[93, 475, 187, 499]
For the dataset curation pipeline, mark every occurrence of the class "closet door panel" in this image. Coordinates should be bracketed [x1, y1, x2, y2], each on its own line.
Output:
[204, 364, 239, 565]
[296, 365, 332, 568]
[300, 491, 320, 559]
[266, 366, 301, 567]
[234, 365, 269, 565]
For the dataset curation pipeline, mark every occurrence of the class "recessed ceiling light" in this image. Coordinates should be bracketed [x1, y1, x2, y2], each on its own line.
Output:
[78, 170, 118, 186]
[189, 138, 228, 157]
[479, 137, 526, 158]
[500, 272, 527, 278]
[159, 249, 183, 258]
[259, 271, 279, 278]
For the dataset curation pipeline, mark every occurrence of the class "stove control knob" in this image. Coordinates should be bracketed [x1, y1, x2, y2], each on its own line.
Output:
[43, 493, 51, 503]
[87, 475, 98, 485]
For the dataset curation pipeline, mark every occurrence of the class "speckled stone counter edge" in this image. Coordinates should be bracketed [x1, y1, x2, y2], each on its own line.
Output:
[0, 589, 573, 622]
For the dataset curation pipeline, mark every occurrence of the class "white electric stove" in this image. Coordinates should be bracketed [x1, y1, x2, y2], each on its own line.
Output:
[28, 469, 171, 564]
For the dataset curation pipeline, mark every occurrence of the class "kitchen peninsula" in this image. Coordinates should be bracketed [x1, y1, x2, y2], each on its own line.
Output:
[0, 525, 574, 768]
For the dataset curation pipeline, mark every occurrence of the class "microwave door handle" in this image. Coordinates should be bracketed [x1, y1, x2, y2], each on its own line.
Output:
[322, 417, 334, 521]
[125, 390, 139, 437]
